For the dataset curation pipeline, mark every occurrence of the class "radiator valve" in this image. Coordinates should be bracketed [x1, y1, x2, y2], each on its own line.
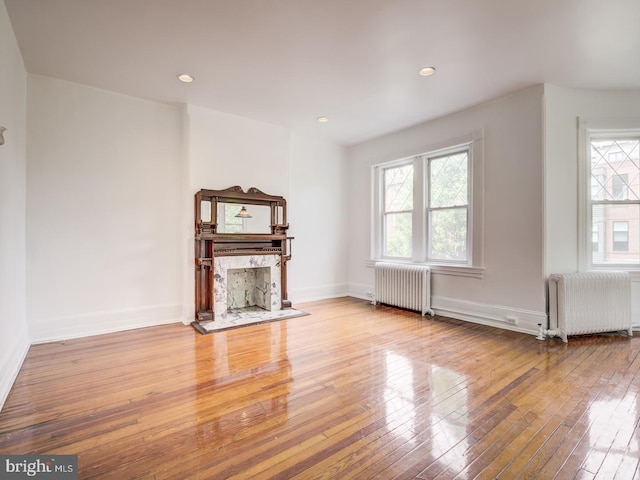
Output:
[536, 323, 560, 341]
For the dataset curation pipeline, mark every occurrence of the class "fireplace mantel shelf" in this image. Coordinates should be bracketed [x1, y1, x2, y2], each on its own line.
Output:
[214, 249, 291, 257]
[195, 233, 289, 241]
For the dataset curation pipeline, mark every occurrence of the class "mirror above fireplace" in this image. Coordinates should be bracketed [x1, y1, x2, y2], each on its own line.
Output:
[209, 202, 272, 234]
[195, 185, 288, 237]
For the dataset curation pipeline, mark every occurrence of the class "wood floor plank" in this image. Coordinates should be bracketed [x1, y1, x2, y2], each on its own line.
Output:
[1, 297, 639, 479]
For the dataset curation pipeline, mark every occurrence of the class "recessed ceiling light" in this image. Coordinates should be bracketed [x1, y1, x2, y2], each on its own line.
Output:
[419, 66, 436, 77]
[317, 116, 329, 123]
[177, 74, 194, 83]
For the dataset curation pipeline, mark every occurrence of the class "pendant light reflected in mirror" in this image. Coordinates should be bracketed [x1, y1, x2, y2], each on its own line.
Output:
[235, 206, 252, 218]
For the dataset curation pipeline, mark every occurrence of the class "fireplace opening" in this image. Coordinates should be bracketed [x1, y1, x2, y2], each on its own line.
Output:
[212, 253, 282, 320]
[226, 267, 272, 312]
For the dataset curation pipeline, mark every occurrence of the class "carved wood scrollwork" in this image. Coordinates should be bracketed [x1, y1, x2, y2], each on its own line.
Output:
[221, 185, 245, 193]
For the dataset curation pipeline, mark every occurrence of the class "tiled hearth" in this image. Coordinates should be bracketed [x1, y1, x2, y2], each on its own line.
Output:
[195, 306, 309, 333]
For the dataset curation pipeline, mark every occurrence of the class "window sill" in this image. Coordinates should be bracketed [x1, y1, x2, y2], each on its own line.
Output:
[366, 259, 484, 279]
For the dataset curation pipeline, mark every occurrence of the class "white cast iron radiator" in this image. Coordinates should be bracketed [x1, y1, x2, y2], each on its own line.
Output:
[540, 272, 632, 343]
[373, 262, 434, 316]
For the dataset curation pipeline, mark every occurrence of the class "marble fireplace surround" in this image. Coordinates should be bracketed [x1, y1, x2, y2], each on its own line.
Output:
[213, 254, 282, 320]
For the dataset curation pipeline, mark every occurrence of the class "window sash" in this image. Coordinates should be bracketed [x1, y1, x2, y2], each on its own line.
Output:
[425, 148, 470, 263]
[381, 162, 413, 259]
[427, 206, 468, 261]
[383, 211, 413, 258]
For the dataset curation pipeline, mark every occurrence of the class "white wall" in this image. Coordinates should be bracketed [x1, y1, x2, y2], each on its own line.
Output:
[544, 85, 640, 323]
[288, 133, 348, 301]
[186, 105, 291, 195]
[347, 85, 546, 334]
[26, 76, 184, 342]
[0, 0, 29, 410]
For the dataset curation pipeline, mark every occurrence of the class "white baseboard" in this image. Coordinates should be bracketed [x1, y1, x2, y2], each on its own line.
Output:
[30, 303, 184, 344]
[348, 282, 374, 302]
[431, 296, 546, 335]
[348, 281, 546, 336]
[289, 283, 349, 303]
[0, 328, 30, 412]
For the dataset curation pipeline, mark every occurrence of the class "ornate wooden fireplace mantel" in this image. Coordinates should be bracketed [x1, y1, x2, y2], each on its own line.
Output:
[194, 186, 293, 323]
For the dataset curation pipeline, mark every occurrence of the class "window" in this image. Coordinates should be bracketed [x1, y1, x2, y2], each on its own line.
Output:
[592, 224, 600, 254]
[609, 151, 625, 163]
[427, 150, 469, 262]
[382, 163, 413, 257]
[372, 131, 484, 276]
[613, 221, 629, 252]
[612, 174, 628, 200]
[580, 120, 640, 269]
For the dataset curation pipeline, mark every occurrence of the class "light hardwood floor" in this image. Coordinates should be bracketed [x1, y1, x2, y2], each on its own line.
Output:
[1, 297, 640, 479]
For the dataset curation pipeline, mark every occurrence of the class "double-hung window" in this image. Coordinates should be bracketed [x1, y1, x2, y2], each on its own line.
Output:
[426, 149, 469, 262]
[382, 163, 413, 258]
[373, 131, 484, 276]
[580, 120, 640, 269]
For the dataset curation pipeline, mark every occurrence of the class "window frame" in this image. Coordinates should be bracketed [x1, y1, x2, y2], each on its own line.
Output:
[371, 131, 484, 278]
[578, 118, 640, 272]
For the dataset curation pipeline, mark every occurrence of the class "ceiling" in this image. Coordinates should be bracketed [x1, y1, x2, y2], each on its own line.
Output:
[5, 0, 640, 146]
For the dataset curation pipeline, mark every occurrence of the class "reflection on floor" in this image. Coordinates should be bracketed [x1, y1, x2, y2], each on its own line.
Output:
[192, 306, 309, 334]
